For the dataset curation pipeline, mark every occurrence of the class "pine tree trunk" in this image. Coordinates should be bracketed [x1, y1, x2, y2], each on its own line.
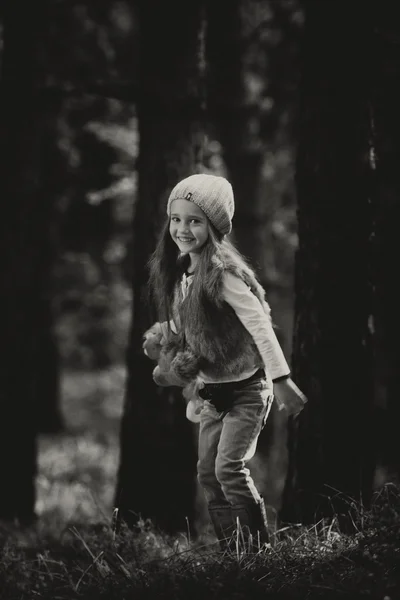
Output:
[33, 294, 63, 434]
[370, 4, 400, 480]
[205, 0, 301, 515]
[206, 0, 267, 272]
[0, 0, 55, 522]
[282, 1, 375, 528]
[115, 0, 205, 534]
[35, 97, 67, 433]
[60, 109, 117, 370]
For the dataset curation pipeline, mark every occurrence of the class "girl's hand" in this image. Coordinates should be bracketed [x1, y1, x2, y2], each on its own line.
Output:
[186, 398, 203, 423]
[143, 333, 162, 360]
[142, 322, 163, 359]
[152, 366, 185, 387]
[273, 378, 307, 418]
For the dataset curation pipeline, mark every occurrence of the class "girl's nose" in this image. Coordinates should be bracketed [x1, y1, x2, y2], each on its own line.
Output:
[178, 222, 190, 233]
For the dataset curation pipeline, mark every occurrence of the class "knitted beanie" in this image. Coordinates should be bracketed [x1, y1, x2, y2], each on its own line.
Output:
[167, 174, 235, 236]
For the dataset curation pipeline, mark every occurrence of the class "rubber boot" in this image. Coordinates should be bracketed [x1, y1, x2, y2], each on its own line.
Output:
[208, 504, 236, 551]
[231, 498, 270, 553]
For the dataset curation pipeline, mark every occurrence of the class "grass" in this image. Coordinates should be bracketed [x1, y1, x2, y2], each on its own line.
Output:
[1, 366, 400, 599]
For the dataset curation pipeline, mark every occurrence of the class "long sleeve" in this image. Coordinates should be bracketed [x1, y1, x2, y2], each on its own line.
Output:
[222, 272, 290, 380]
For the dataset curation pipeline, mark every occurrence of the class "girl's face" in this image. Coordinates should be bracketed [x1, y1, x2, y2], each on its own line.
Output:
[169, 199, 209, 256]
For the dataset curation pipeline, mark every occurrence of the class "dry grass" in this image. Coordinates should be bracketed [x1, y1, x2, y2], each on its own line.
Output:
[1, 366, 400, 599]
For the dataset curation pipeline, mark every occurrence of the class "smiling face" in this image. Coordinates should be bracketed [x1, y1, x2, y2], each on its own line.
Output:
[169, 199, 209, 259]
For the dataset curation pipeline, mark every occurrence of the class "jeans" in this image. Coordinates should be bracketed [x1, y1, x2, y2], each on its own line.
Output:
[197, 376, 273, 509]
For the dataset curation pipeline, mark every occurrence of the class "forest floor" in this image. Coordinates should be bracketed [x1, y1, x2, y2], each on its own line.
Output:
[0, 366, 399, 600]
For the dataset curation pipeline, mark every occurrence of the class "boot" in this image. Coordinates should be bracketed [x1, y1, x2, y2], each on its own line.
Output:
[231, 498, 271, 553]
[208, 504, 236, 551]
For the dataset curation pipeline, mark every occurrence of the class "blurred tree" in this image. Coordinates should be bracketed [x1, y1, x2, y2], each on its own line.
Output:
[282, 0, 375, 529]
[42, 0, 138, 371]
[371, 4, 400, 481]
[205, 0, 302, 517]
[115, 0, 205, 533]
[30, 96, 65, 435]
[56, 97, 118, 370]
[51, 101, 137, 371]
[206, 0, 301, 295]
[206, 0, 267, 270]
[34, 0, 135, 423]
[45, 0, 138, 90]
[0, 0, 57, 521]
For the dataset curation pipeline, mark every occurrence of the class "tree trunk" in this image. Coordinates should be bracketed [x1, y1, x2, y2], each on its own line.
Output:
[115, 0, 204, 534]
[60, 101, 117, 370]
[33, 295, 63, 434]
[206, 0, 267, 272]
[34, 97, 67, 434]
[205, 0, 301, 516]
[370, 4, 400, 481]
[0, 0, 55, 522]
[282, 1, 375, 528]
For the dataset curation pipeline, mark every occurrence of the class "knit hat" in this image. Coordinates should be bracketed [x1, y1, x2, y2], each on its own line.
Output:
[167, 174, 235, 236]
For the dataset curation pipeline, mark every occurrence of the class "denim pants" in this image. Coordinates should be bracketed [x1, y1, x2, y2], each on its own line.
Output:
[197, 376, 274, 509]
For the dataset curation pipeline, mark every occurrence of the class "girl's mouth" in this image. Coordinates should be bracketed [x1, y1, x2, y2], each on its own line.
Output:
[178, 237, 195, 243]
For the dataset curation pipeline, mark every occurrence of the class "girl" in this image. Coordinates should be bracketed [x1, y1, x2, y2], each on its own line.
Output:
[145, 173, 307, 550]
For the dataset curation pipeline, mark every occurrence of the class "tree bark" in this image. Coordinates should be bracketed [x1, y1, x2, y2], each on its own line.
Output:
[34, 96, 68, 434]
[33, 295, 63, 434]
[205, 0, 301, 516]
[115, 0, 205, 534]
[282, 0, 375, 528]
[0, 0, 56, 521]
[59, 101, 117, 370]
[205, 0, 267, 272]
[370, 4, 400, 480]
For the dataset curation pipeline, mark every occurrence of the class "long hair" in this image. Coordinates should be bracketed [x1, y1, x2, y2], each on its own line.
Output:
[147, 218, 185, 326]
[183, 231, 261, 316]
[148, 213, 261, 331]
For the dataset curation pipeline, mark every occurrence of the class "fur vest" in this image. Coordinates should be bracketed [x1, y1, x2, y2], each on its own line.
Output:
[170, 255, 269, 381]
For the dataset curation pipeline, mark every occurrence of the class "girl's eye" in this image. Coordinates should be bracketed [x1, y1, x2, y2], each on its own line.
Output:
[171, 217, 200, 224]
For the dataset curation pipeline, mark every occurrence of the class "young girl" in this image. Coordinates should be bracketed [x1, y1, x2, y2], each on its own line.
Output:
[145, 173, 307, 550]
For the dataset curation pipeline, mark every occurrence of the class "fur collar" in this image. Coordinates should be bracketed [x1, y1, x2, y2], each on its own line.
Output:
[173, 254, 266, 380]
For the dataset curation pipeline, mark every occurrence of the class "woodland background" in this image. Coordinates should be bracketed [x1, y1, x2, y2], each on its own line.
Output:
[0, 0, 399, 546]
